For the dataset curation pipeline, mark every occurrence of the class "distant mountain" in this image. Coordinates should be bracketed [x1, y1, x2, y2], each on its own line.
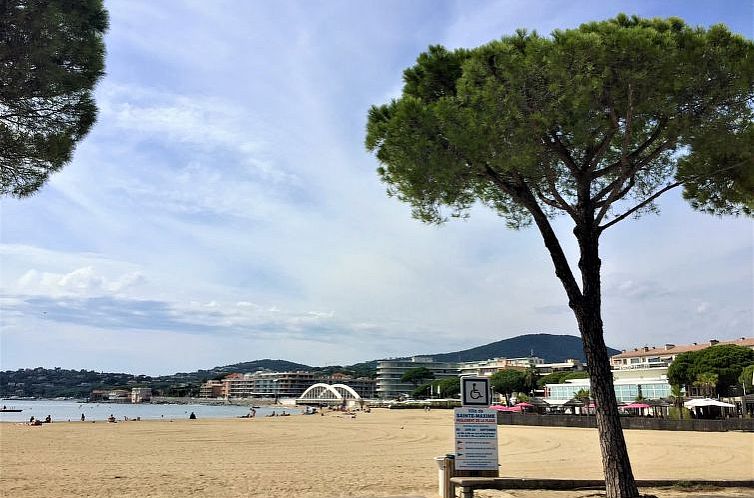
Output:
[184, 359, 312, 380]
[424, 333, 619, 364]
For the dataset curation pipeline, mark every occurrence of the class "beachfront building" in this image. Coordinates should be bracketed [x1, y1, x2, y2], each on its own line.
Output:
[376, 357, 460, 399]
[326, 376, 375, 399]
[198, 371, 375, 400]
[198, 380, 225, 398]
[130, 387, 152, 403]
[544, 377, 672, 405]
[534, 358, 584, 374]
[459, 356, 544, 377]
[251, 371, 318, 398]
[107, 389, 131, 403]
[223, 373, 258, 398]
[610, 337, 754, 369]
[544, 337, 754, 408]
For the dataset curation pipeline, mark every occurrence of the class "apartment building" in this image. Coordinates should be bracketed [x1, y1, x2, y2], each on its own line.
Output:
[376, 357, 460, 399]
[200, 371, 375, 399]
[459, 356, 544, 377]
[130, 387, 152, 403]
[610, 337, 754, 370]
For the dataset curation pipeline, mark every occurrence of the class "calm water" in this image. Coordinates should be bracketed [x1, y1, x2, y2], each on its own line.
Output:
[0, 399, 299, 422]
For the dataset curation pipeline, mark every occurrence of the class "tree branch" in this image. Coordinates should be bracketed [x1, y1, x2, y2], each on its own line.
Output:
[545, 133, 580, 175]
[584, 127, 617, 172]
[594, 118, 669, 179]
[483, 166, 584, 306]
[599, 157, 753, 232]
[592, 138, 677, 225]
[598, 181, 682, 232]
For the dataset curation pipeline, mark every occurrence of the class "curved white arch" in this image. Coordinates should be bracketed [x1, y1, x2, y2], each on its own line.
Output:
[331, 383, 361, 399]
[299, 383, 362, 400]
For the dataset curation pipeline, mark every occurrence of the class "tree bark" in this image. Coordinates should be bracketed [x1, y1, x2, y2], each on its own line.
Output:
[517, 182, 640, 497]
[573, 226, 640, 498]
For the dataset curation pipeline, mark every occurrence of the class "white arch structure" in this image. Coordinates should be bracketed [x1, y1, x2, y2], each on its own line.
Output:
[298, 383, 362, 403]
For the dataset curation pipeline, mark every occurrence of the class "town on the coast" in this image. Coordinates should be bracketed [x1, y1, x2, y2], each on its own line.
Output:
[49, 335, 751, 422]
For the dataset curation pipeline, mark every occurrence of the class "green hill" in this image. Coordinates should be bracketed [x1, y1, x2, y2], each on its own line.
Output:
[425, 333, 618, 364]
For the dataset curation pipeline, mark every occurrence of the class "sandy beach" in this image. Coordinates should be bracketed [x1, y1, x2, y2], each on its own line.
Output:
[1, 409, 752, 498]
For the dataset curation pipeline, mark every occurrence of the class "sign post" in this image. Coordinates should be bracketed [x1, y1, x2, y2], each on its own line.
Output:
[454, 376, 499, 476]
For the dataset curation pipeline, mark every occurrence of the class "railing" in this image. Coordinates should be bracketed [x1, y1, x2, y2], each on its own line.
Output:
[610, 362, 670, 370]
[496, 413, 754, 432]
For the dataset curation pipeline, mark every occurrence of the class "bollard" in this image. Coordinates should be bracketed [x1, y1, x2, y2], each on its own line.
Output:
[434, 456, 446, 496]
[444, 454, 455, 498]
[434, 453, 457, 497]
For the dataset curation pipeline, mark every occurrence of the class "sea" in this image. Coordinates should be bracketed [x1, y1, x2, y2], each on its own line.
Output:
[0, 399, 299, 423]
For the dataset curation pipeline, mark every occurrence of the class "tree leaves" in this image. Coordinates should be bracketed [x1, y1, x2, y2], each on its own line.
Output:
[0, 0, 108, 197]
[365, 16, 754, 227]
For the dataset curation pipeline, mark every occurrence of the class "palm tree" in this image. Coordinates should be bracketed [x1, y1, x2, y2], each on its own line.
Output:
[522, 366, 538, 394]
[574, 388, 591, 415]
[693, 372, 718, 398]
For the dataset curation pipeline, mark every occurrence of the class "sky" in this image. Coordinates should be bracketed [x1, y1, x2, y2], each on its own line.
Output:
[1, 0, 752, 375]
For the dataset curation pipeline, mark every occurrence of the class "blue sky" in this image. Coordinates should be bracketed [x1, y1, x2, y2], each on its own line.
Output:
[1, 0, 752, 375]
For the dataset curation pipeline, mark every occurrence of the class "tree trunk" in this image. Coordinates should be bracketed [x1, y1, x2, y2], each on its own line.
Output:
[521, 185, 640, 497]
[574, 227, 639, 498]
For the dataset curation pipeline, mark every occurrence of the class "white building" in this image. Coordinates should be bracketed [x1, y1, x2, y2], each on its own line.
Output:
[376, 357, 459, 399]
[544, 377, 672, 405]
[130, 387, 152, 403]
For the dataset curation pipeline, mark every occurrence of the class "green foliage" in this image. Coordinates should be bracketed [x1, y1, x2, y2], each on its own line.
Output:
[400, 367, 435, 386]
[432, 376, 461, 398]
[668, 407, 692, 420]
[739, 364, 754, 390]
[0, 367, 152, 399]
[667, 345, 754, 394]
[574, 388, 591, 403]
[365, 18, 753, 493]
[1, 0, 108, 197]
[490, 369, 526, 401]
[522, 366, 538, 393]
[693, 372, 718, 398]
[366, 15, 754, 226]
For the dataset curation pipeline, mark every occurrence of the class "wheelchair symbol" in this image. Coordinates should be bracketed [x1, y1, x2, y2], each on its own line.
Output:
[469, 382, 483, 400]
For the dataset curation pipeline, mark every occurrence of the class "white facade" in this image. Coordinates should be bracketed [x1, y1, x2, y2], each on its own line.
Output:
[459, 357, 544, 377]
[544, 377, 672, 404]
[376, 357, 459, 399]
[130, 387, 152, 403]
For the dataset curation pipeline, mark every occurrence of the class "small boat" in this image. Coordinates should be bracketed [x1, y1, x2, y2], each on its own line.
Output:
[0, 407, 22, 412]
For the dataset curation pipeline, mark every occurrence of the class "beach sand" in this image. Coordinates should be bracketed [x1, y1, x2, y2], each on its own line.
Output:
[1, 409, 752, 497]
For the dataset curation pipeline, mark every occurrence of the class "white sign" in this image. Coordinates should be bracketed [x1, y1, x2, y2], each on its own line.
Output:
[454, 407, 499, 471]
[460, 376, 491, 406]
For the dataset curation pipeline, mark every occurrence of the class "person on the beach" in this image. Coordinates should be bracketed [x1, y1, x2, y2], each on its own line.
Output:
[81, 413, 85, 422]
[44, 415, 52, 423]
[189, 412, 196, 419]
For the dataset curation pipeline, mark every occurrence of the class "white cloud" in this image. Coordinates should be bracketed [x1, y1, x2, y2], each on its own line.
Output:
[1, 1, 751, 373]
[15, 266, 146, 298]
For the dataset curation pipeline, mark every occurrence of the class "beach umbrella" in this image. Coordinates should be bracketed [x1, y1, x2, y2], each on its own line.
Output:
[489, 405, 521, 412]
[563, 398, 583, 406]
[684, 398, 735, 408]
[620, 403, 651, 409]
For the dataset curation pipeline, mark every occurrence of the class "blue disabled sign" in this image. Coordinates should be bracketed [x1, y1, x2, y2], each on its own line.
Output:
[460, 376, 491, 406]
